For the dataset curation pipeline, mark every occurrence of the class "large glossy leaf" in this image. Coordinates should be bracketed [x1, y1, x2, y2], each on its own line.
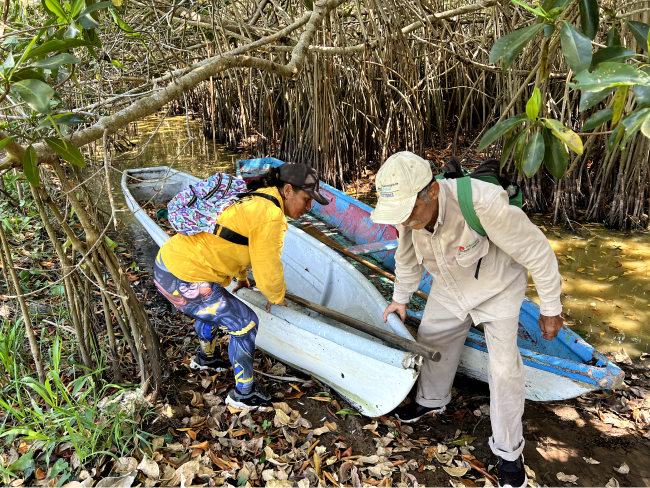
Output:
[478, 114, 529, 151]
[514, 130, 527, 172]
[526, 87, 542, 121]
[571, 62, 650, 92]
[606, 27, 621, 47]
[44, 137, 86, 167]
[591, 47, 638, 70]
[11, 69, 46, 82]
[70, 0, 85, 18]
[582, 109, 613, 131]
[64, 22, 80, 39]
[23, 145, 40, 187]
[10, 79, 55, 114]
[25, 39, 91, 60]
[79, 14, 100, 29]
[543, 118, 583, 154]
[626, 20, 650, 52]
[560, 21, 592, 74]
[44, 0, 67, 20]
[30, 53, 80, 69]
[489, 24, 545, 71]
[38, 112, 87, 128]
[607, 123, 625, 153]
[621, 107, 650, 146]
[579, 86, 615, 111]
[501, 128, 528, 172]
[641, 114, 650, 139]
[578, 0, 599, 40]
[79, 1, 112, 16]
[636, 68, 650, 107]
[543, 127, 568, 179]
[511, 0, 545, 17]
[522, 132, 545, 177]
[612, 85, 629, 126]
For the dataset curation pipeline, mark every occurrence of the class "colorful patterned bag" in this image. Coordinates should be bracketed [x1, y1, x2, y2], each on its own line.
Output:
[167, 173, 248, 236]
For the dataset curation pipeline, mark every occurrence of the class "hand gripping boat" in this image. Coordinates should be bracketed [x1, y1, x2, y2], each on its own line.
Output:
[121, 166, 422, 417]
[236, 158, 624, 402]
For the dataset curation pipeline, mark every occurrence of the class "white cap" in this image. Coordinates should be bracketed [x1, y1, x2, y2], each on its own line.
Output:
[370, 151, 433, 224]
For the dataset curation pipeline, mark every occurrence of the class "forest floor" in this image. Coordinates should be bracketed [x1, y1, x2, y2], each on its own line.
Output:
[99, 236, 650, 488]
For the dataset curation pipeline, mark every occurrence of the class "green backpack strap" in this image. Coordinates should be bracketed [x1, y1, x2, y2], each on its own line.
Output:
[457, 177, 487, 236]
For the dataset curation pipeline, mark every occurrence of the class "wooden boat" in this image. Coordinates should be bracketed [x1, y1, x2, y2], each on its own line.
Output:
[121, 167, 422, 417]
[237, 158, 624, 401]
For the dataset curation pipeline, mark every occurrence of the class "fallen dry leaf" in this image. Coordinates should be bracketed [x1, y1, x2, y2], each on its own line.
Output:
[605, 478, 620, 488]
[556, 472, 578, 484]
[613, 463, 629, 475]
[583, 457, 600, 465]
[444, 467, 469, 477]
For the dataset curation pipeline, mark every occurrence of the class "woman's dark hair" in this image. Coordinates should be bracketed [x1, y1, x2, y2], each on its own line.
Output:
[246, 169, 301, 195]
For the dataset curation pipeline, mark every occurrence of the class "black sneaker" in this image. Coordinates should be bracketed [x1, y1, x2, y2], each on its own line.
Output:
[392, 402, 446, 423]
[225, 383, 272, 411]
[189, 354, 230, 373]
[498, 455, 527, 488]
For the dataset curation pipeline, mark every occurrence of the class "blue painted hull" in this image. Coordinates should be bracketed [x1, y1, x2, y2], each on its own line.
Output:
[238, 158, 624, 399]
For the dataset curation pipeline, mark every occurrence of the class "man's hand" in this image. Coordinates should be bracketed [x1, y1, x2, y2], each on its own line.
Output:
[266, 299, 288, 313]
[383, 301, 407, 323]
[539, 314, 563, 341]
[232, 279, 250, 293]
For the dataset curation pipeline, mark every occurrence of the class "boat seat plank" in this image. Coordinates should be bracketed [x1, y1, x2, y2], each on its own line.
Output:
[345, 239, 399, 255]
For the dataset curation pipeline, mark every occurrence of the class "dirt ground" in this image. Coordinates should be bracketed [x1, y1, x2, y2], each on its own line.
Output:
[123, 233, 650, 488]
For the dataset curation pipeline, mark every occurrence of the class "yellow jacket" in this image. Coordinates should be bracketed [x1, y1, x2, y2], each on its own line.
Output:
[160, 186, 288, 303]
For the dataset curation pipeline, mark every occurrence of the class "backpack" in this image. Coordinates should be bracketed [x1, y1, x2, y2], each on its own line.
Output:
[435, 157, 522, 237]
[167, 173, 280, 244]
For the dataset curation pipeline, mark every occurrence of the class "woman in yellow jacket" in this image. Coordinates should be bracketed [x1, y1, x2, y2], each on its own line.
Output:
[153, 164, 328, 410]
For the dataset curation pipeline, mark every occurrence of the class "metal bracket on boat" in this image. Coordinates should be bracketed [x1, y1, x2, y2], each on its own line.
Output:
[402, 353, 424, 372]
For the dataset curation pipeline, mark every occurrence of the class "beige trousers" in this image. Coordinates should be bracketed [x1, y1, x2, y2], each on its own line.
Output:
[415, 297, 526, 462]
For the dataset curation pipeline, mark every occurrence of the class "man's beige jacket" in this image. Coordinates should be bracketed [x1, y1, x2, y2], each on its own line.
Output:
[393, 178, 562, 324]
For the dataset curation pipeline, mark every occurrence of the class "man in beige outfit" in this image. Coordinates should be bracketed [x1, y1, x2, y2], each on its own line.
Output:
[371, 152, 563, 488]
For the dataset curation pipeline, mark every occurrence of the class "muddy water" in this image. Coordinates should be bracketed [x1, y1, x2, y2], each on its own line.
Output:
[112, 115, 650, 358]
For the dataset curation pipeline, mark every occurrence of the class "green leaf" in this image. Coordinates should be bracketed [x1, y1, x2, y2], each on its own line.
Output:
[632, 67, 650, 108]
[25, 39, 91, 60]
[522, 132, 545, 177]
[449, 434, 477, 446]
[30, 53, 80, 69]
[104, 236, 118, 251]
[12, 69, 46, 82]
[23, 145, 40, 187]
[70, 0, 85, 18]
[79, 1, 112, 16]
[559, 21, 592, 74]
[302, 0, 313, 9]
[109, 9, 139, 36]
[578, 0, 599, 40]
[590, 47, 638, 71]
[543, 126, 568, 179]
[607, 122, 625, 153]
[478, 114, 529, 151]
[626, 20, 650, 52]
[501, 128, 528, 172]
[514, 130, 528, 172]
[579, 86, 616, 111]
[582, 109, 613, 131]
[50, 284, 65, 295]
[38, 112, 87, 128]
[641, 113, 650, 138]
[489, 24, 545, 71]
[79, 14, 100, 29]
[526, 87, 542, 121]
[336, 408, 361, 416]
[45, 137, 85, 167]
[10, 79, 55, 114]
[606, 27, 621, 47]
[9, 451, 34, 472]
[570, 62, 650, 93]
[511, 0, 546, 17]
[44, 0, 67, 20]
[621, 107, 650, 146]
[542, 118, 583, 153]
[0, 136, 17, 152]
[612, 85, 629, 126]
[64, 22, 81, 39]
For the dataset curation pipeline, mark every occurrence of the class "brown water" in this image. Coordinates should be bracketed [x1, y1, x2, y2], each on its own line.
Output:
[114, 115, 650, 358]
